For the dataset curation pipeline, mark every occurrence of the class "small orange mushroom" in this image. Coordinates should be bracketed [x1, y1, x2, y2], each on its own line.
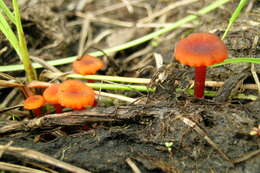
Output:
[43, 84, 63, 113]
[23, 95, 45, 116]
[174, 33, 228, 98]
[72, 55, 104, 75]
[57, 80, 95, 110]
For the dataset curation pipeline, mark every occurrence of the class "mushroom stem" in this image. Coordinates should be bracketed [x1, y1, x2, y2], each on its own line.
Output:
[33, 108, 41, 117]
[54, 104, 63, 113]
[194, 66, 206, 98]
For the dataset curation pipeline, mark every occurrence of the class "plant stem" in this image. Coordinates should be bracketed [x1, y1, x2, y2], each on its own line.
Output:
[33, 108, 41, 117]
[68, 74, 151, 84]
[53, 104, 63, 113]
[194, 66, 206, 98]
[86, 83, 155, 92]
[13, 0, 37, 82]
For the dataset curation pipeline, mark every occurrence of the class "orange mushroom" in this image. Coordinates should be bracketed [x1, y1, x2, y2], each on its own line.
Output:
[174, 33, 228, 98]
[57, 80, 95, 110]
[43, 84, 63, 113]
[72, 55, 104, 75]
[23, 95, 45, 116]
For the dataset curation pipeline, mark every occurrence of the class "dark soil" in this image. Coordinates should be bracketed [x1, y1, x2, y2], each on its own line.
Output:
[0, 0, 259, 173]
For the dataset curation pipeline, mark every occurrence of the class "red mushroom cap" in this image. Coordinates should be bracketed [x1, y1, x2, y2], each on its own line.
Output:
[73, 55, 104, 75]
[174, 33, 228, 67]
[43, 84, 60, 104]
[57, 80, 95, 110]
[23, 95, 45, 110]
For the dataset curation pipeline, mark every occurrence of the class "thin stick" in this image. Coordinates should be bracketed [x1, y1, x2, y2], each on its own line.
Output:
[30, 56, 61, 73]
[0, 88, 19, 108]
[95, 91, 137, 103]
[0, 145, 91, 173]
[121, 0, 134, 13]
[233, 149, 260, 164]
[78, 18, 90, 57]
[125, 158, 142, 173]
[0, 161, 48, 173]
[0, 141, 13, 158]
[250, 36, 260, 94]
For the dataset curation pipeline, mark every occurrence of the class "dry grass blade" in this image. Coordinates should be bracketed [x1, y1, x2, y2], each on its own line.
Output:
[30, 56, 61, 73]
[125, 158, 142, 173]
[0, 105, 23, 114]
[93, 0, 144, 15]
[80, 14, 134, 27]
[95, 91, 137, 103]
[233, 149, 260, 164]
[0, 161, 48, 173]
[0, 145, 91, 173]
[121, 0, 134, 13]
[0, 141, 13, 158]
[0, 72, 19, 81]
[0, 80, 24, 87]
[139, 0, 198, 23]
[250, 36, 260, 94]
[0, 88, 19, 108]
[78, 17, 90, 57]
[124, 45, 154, 63]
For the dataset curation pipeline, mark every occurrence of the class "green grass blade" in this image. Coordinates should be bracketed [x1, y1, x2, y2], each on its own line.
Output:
[211, 57, 260, 67]
[68, 74, 151, 84]
[86, 83, 155, 92]
[1, 57, 257, 72]
[13, 0, 37, 82]
[222, 0, 248, 40]
[0, 0, 15, 23]
[0, 12, 20, 53]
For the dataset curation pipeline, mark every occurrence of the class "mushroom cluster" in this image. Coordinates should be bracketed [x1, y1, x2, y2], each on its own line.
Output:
[24, 55, 104, 116]
[24, 80, 96, 115]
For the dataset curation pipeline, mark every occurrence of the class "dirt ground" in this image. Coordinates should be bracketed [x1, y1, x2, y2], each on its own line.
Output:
[0, 0, 259, 173]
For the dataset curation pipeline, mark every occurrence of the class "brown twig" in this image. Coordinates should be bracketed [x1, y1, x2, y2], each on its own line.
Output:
[233, 149, 260, 164]
[0, 161, 48, 173]
[125, 158, 142, 173]
[0, 144, 91, 173]
[30, 56, 61, 73]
